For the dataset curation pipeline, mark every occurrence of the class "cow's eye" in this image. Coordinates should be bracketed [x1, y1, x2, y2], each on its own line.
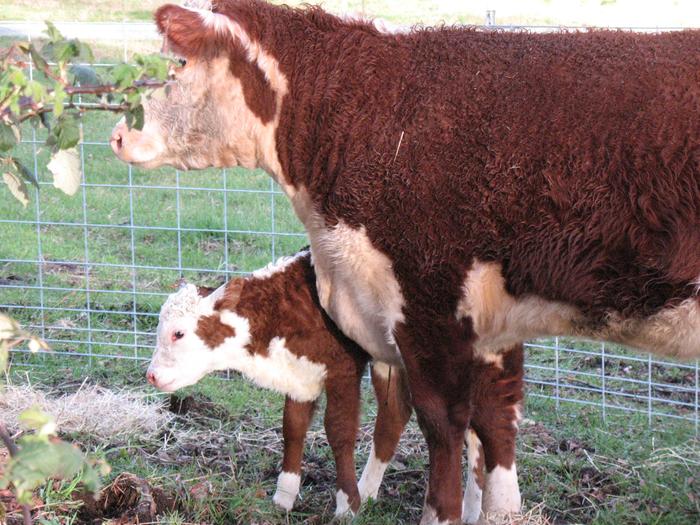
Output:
[172, 331, 184, 342]
[178, 58, 186, 67]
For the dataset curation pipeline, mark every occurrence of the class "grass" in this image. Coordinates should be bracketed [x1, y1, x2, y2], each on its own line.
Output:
[2, 360, 699, 525]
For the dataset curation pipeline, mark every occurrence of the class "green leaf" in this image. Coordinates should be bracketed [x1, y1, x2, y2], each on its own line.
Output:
[125, 104, 145, 130]
[0, 123, 18, 153]
[29, 45, 49, 73]
[3, 171, 29, 207]
[44, 21, 64, 43]
[53, 84, 66, 118]
[24, 79, 47, 103]
[19, 408, 56, 437]
[51, 114, 80, 150]
[12, 157, 39, 189]
[111, 63, 138, 89]
[78, 42, 95, 64]
[47, 147, 81, 196]
[7, 67, 27, 87]
[55, 40, 80, 62]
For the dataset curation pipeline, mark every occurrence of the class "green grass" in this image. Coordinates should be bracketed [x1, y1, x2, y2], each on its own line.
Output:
[3, 360, 699, 525]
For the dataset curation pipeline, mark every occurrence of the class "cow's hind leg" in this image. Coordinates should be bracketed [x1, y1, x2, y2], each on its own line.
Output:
[273, 397, 316, 511]
[358, 361, 412, 501]
[395, 320, 474, 525]
[469, 345, 524, 523]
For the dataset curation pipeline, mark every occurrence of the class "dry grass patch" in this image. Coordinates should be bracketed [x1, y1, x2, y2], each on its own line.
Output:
[0, 382, 172, 441]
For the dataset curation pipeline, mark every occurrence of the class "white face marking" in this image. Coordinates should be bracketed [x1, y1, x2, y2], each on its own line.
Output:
[481, 465, 521, 517]
[302, 210, 405, 365]
[191, 5, 294, 191]
[334, 489, 353, 517]
[358, 443, 390, 501]
[251, 250, 309, 280]
[273, 471, 300, 511]
[462, 429, 483, 525]
[148, 284, 241, 392]
[150, 287, 326, 400]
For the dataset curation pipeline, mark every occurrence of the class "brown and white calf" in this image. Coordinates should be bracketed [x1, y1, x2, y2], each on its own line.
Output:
[148, 249, 524, 523]
[147, 250, 369, 515]
[113, 2, 700, 522]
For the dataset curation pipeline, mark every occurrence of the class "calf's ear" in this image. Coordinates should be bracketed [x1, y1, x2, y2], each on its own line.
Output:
[155, 4, 228, 58]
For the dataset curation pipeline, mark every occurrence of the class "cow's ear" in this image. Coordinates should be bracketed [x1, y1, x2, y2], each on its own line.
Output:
[196, 286, 217, 298]
[155, 4, 221, 58]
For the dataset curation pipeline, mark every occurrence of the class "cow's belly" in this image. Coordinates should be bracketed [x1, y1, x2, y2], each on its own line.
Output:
[307, 219, 405, 365]
[458, 260, 700, 360]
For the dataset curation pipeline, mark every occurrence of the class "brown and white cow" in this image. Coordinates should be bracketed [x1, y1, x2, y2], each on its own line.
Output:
[113, 2, 700, 522]
[148, 249, 524, 522]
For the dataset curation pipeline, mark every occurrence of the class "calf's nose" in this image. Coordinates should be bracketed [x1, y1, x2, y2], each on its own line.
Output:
[146, 369, 157, 386]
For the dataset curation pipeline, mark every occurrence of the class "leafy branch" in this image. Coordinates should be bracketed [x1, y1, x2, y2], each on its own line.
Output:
[0, 21, 170, 205]
[0, 22, 165, 524]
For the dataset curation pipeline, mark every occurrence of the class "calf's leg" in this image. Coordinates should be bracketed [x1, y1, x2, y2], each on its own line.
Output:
[358, 361, 412, 501]
[273, 397, 316, 511]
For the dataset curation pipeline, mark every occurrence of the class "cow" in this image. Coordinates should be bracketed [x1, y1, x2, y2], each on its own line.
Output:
[147, 249, 524, 522]
[111, 1, 700, 522]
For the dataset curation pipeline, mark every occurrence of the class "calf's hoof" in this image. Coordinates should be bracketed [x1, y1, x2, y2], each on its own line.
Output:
[272, 471, 301, 511]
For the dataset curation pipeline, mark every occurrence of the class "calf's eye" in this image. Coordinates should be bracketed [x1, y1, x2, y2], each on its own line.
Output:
[172, 331, 184, 342]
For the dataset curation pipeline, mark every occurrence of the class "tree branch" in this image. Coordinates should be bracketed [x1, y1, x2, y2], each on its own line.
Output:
[0, 422, 33, 525]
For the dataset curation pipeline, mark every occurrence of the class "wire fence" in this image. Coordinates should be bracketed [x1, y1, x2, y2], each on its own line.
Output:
[1, 15, 698, 434]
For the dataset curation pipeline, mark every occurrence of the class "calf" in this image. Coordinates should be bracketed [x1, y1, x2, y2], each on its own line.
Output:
[148, 249, 368, 515]
[148, 249, 524, 523]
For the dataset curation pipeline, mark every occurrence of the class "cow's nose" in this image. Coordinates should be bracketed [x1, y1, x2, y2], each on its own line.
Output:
[146, 369, 157, 386]
[110, 124, 126, 154]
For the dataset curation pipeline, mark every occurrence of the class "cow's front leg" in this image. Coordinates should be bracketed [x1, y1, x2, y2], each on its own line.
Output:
[358, 361, 412, 501]
[273, 397, 316, 511]
[395, 322, 473, 525]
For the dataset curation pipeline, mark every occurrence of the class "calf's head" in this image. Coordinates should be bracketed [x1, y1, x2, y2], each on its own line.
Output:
[147, 282, 248, 392]
[111, 3, 286, 172]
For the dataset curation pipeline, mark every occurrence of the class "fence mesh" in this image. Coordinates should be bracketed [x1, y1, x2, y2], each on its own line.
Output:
[1, 17, 698, 434]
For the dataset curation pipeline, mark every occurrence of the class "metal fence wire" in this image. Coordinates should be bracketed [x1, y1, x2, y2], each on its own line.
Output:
[0, 17, 698, 434]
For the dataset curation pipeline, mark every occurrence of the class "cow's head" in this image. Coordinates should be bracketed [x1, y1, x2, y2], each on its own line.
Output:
[111, 3, 287, 173]
[147, 281, 249, 391]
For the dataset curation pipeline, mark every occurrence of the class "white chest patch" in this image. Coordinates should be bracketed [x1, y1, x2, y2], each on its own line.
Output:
[217, 311, 327, 402]
[303, 212, 405, 365]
